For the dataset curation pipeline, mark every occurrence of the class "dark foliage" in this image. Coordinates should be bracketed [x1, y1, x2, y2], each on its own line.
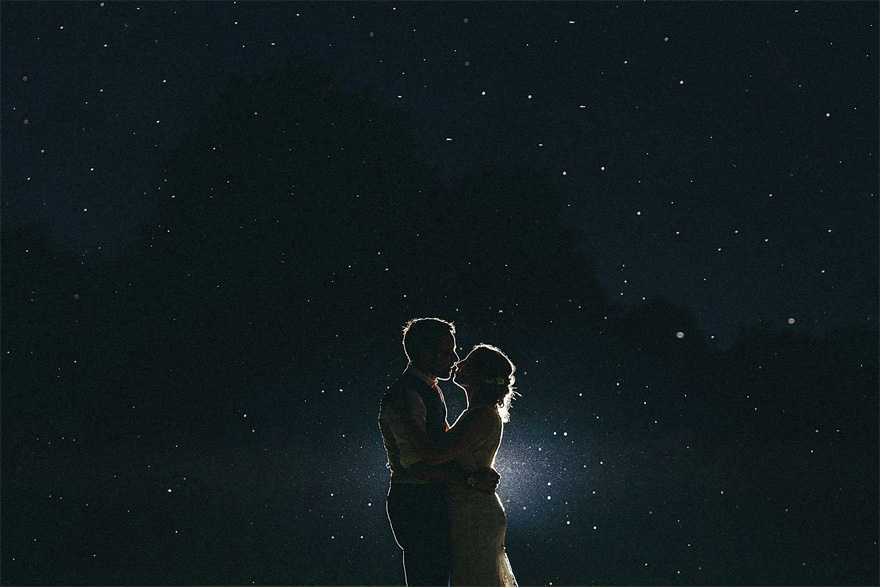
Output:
[1, 59, 876, 585]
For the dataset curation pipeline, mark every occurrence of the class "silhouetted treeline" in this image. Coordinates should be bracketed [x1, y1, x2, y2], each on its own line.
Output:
[1, 58, 876, 585]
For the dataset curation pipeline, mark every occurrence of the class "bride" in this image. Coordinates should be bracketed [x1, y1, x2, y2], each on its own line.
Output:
[427, 344, 518, 587]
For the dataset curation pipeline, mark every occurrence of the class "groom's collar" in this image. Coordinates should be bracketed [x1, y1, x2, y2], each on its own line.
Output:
[405, 364, 437, 387]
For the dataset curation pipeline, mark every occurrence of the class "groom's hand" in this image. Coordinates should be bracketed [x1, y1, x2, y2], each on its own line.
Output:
[472, 467, 501, 493]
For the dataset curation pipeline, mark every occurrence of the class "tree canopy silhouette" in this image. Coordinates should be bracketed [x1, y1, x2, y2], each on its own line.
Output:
[155, 58, 607, 353]
[1, 56, 876, 587]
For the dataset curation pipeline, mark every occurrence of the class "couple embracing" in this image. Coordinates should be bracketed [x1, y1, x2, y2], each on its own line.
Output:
[378, 317, 518, 587]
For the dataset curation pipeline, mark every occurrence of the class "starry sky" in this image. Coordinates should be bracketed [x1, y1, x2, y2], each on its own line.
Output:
[1, 2, 878, 586]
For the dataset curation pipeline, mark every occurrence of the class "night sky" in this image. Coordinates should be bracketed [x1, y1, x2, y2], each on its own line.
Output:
[1, 2, 878, 586]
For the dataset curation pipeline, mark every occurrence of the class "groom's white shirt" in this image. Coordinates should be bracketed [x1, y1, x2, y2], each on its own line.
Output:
[378, 365, 439, 484]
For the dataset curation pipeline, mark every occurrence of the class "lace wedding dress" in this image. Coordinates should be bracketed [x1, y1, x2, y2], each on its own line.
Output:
[448, 411, 518, 587]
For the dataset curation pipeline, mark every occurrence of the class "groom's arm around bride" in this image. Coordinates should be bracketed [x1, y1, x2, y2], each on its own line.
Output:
[396, 405, 500, 492]
[380, 367, 499, 492]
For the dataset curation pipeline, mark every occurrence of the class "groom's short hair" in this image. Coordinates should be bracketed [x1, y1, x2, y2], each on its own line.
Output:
[402, 317, 455, 362]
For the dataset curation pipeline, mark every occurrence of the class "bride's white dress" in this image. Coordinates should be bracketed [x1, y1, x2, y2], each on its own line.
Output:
[448, 410, 518, 587]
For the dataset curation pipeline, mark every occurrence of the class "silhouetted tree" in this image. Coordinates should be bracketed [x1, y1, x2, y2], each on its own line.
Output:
[151, 58, 607, 368]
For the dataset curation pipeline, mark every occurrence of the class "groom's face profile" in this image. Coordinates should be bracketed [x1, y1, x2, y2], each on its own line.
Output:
[428, 333, 459, 381]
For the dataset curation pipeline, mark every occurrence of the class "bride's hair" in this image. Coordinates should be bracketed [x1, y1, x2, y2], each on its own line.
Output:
[467, 344, 517, 422]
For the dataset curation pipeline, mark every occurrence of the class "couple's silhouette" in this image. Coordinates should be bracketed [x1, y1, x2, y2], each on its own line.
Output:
[379, 318, 518, 586]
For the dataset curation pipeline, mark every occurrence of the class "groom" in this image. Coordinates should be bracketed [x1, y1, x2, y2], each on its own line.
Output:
[379, 317, 500, 587]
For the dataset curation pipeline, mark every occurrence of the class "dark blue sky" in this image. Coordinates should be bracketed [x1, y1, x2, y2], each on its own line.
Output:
[2, 4, 879, 586]
[2, 2, 877, 346]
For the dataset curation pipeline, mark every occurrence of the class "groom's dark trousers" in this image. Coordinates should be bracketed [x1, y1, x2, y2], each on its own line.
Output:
[386, 482, 450, 586]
